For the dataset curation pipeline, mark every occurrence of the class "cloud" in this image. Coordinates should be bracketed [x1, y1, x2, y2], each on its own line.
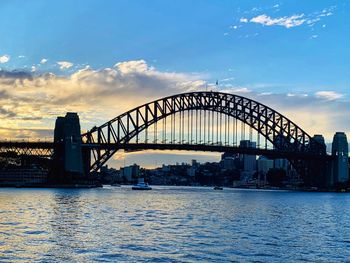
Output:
[57, 61, 73, 70]
[0, 60, 349, 168]
[315, 91, 343, 100]
[0, 60, 205, 137]
[221, 87, 251, 93]
[114, 60, 149, 74]
[0, 55, 10, 64]
[0, 107, 16, 118]
[0, 127, 51, 140]
[220, 77, 235, 82]
[238, 6, 335, 29]
[249, 14, 306, 28]
[218, 87, 350, 140]
[40, 58, 48, 64]
[0, 70, 33, 84]
[0, 59, 348, 145]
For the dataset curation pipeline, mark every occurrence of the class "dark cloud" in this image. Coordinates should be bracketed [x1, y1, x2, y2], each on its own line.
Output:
[0, 61, 348, 142]
[0, 69, 33, 79]
[0, 69, 33, 85]
[0, 107, 16, 118]
[0, 89, 9, 99]
[19, 116, 43, 121]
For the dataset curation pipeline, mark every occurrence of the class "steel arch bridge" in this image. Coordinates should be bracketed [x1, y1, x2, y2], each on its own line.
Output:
[82, 91, 326, 173]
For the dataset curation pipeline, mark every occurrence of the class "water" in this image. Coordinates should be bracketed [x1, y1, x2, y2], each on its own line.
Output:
[1, 186, 350, 262]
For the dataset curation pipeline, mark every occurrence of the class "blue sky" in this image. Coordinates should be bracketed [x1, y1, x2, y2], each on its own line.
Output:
[1, 0, 349, 90]
[0, 0, 349, 167]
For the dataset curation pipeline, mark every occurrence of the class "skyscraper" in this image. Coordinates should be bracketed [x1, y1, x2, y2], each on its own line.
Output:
[239, 140, 257, 181]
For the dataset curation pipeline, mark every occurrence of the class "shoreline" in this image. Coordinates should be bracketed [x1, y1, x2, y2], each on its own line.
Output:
[1, 183, 348, 193]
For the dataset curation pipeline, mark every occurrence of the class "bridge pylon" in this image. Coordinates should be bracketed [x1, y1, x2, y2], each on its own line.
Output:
[307, 134, 329, 188]
[329, 132, 349, 188]
[52, 112, 85, 182]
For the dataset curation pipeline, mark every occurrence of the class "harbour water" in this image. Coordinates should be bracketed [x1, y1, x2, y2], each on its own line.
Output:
[1, 186, 350, 262]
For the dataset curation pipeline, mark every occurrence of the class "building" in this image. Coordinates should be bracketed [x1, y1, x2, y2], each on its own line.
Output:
[221, 157, 236, 170]
[0, 167, 48, 187]
[274, 159, 288, 171]
[187, 166, 196, 177]
[121, 164, 140, 182]
[239, 140, 257, 177]
[100, 165, 122, 184]
[257, 156, 274, 175]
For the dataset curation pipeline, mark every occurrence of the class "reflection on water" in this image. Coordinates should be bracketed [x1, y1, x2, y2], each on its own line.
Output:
[1, 186, 350, 262]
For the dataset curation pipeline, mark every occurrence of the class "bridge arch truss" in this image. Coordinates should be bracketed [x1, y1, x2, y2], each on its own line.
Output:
[82, 91, 322, 172]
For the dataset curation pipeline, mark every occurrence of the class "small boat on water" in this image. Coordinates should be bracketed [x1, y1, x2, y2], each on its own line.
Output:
[132, 178, 152, 190]
[213, 186, 223, 190]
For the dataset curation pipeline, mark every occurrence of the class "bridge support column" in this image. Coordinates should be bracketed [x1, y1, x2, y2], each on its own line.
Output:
[307, 135, 328, 188]
[330, 132, 349, 189]
[52, 112, 84, 182]
[82, 147, 91, 177]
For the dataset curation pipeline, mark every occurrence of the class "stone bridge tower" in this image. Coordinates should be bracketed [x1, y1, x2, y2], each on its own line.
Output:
[52, 112, 84, 182]
[330, 132, 349, 188]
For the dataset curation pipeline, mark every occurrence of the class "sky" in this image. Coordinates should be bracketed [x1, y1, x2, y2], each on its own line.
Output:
[0, 0, 349, 168]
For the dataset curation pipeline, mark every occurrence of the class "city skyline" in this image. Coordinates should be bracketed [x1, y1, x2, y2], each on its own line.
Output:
[0, 0, 349, 168]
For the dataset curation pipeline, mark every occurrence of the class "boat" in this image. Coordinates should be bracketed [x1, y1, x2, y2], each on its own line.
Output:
[213, 186, 223, 190]
[132, 178, 152, 190]
[111, 183, 121, 187]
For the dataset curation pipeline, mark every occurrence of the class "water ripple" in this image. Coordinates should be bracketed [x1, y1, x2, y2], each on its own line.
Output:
[1, 187, 350, 262]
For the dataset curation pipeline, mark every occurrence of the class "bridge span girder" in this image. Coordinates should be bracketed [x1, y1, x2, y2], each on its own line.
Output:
[0, 91, 341, 188]
[82, 91, 327, 173]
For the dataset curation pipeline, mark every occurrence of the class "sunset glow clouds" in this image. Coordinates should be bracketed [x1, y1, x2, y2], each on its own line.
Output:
[0, 0, 349, 167]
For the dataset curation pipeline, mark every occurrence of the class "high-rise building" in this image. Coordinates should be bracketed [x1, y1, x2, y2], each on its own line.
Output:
[257, 156, 274, 175]
[220, 157, 236, 170]
[331, 132, 349, 184]
[239, 140, 257, 173]
[274, 159, 288, 171]
[122, 164, 140, 182]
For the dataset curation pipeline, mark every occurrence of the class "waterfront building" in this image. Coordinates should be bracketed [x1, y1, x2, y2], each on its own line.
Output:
[162, 165, 171, 172]
[239, 140, 257, 175]
[257, 156, 274, 175]
[221, 157, 236, 170]
[121, 164, 140, 182]
[0, 166, 48, 187]
[187, 166, 196, 177]
[274, 159, 288, 171]
[191, 159, 200, 169]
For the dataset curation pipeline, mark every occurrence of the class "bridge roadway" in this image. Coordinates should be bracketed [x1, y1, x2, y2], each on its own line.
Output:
[0, 141, 55, 157]
[84, 143, 333, 161]
[0, 141, 333, 161]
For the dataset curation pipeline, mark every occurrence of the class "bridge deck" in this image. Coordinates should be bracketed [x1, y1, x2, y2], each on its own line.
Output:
[83, 143, 333, 161]
[0, 141, 333, 160]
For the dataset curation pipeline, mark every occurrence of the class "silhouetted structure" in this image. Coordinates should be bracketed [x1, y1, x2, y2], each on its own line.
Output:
[331, 132, 349, 186]
[0, 91, 348, 190]
[52, 112, 84, 183]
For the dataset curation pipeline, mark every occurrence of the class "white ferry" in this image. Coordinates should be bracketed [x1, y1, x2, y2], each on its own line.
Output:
[132, 178, 152, 190]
